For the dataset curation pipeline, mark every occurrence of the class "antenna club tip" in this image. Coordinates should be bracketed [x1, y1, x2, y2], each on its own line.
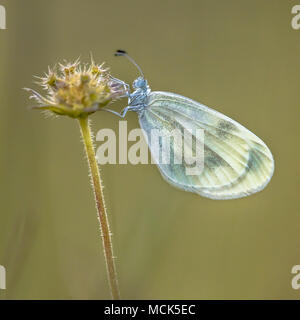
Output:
[114, 50, 144, 78]
[115, 49, 127, 56]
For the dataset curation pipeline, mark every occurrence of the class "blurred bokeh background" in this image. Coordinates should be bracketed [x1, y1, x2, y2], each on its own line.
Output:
[0, 0, 299, 299]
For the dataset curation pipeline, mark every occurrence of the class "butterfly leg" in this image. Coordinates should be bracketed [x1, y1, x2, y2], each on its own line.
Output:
[109, 76, 131, 97]
[100, 106, 131, 118]
[101, 104, 145, 118]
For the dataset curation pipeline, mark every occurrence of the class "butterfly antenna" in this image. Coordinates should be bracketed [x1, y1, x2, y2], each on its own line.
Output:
[115, 50, 144, 78]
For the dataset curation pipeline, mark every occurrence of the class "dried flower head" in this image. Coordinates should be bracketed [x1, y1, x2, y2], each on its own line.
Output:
[25, 58, 127, 118]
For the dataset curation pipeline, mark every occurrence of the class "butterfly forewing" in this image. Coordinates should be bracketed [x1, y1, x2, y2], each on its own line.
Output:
[138, 91, 274, 199]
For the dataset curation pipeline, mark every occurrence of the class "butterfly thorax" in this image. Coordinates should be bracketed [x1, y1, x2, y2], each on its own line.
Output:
[128, 77, 151, 112]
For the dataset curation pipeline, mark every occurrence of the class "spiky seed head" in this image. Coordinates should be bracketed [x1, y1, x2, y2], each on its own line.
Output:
[26, 58, 127, 118]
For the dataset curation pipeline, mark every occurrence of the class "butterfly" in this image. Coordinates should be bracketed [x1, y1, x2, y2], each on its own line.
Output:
[103, 50, 274, 200]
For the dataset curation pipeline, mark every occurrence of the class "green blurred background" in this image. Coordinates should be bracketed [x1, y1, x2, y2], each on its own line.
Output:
[0, 0, 299, 299]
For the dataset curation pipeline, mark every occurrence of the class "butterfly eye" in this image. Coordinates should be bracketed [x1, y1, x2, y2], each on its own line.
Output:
[133, 77, 147, 89]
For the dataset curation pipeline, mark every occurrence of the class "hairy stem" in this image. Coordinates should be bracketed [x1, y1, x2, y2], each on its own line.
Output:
[78, 117, 120, 300]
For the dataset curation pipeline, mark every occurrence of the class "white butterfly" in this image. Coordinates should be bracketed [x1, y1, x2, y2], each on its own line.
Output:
[103, 50, 274, 200]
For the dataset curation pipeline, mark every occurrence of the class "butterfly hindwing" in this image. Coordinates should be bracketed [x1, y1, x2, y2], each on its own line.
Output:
[138, 91, 274, 199]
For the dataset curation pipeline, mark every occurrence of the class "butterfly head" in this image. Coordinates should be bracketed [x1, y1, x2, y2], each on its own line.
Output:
[132, 77, 148, 90]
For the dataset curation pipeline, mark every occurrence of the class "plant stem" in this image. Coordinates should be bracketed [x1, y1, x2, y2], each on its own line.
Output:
[78, 116, 120, 300]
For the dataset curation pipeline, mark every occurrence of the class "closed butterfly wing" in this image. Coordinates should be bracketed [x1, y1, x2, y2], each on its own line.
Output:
[138, 91, 274, 199]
